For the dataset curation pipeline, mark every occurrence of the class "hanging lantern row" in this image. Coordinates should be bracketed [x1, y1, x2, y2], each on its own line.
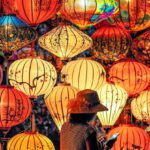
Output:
[0, 15, 37, 52]
[0, 86, 31, 130]
[91, 23, 132, 61]
[8, 57, 57, 98]
[131, 90, 150, 123]
[60, 0, 118, 30]
[7, 131, 55, 150]
[38, 24, 93, 60]
[110, 0, 150, 32]
[97, 82, 128, 127]
[132, 30, 150, 66]
[45, 83, 79, 130]
[108, 59, 150, 97]
[61, 58, 106, 90]
[107, 125, 150, 150]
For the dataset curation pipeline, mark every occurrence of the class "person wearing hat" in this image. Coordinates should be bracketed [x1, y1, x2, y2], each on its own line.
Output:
[60, 89, 108, 150]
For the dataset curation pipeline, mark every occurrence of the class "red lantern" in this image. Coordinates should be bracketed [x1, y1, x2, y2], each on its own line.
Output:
[108, 59, 150, 97]
[15, 0, 61, 26]
[107, 125, 149, 150]
[92, 23, 131, 61]
[0, 86, 31, 130]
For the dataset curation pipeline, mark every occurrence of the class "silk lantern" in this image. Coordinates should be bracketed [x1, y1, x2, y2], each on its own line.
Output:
[132, 31, 150, 65]
[0, 15, 37, 52]
[108, 59, 150, 97]
[38, 24, 93, 60]
[131, 90, 150, 122]
[7, 131, 55, 150]
[60, 0, 118, 29]
[8, 58, 57, 98]
[61, 59, 106, 90]
[15, 0, 61, 26]
[0, 86, 31, 130]
[111, 0, 150, 32]
[97, 82, 128, 126]
[45, 83, 79, 130]
[107, 125, 149, 150]
[92, 23, 131, 61]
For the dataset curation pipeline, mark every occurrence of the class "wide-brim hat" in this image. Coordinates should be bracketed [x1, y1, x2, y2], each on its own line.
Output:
[68, 89, 108, 114]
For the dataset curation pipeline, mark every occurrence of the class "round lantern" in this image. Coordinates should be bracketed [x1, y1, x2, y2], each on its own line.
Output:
[107, 125, 149, 150]
[60, 0, 118, 29]
[0, 15, 37, 52]
[8, 58, 57, 98]
[111, 0, 150, 32]
[108, 59, 150, 97]
[7, 131, 55, 150]
[97, 82, 128, 126]
[45, 83, 79, 130]
[131, 90, 150, 122]
[0, 86, 31, 130]
[38, 24, 93, 60]
[61, 59, 106, 90]
[15, 0, 61, 26]
[132, 31, 150, 65]
[92, 23, 131, 61]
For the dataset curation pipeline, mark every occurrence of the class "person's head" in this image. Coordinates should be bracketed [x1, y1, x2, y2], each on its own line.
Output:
[68, 89, 108, 123]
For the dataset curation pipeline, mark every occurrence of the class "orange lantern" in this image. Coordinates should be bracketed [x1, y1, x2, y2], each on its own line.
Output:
[61, 58, 106, 90]
[0, 86, 31, 130]
[92, 23, 131, 61]
[108, 59, 150, 97]
[7, 131, 55, 150]
[15, 0, 61, 26]
[132, 31, 150, 65]
[111, 0, 150, 32]
[60, 0, 118, 29]
[107, 125, 149, 150]
[45, 83, 79, 130]
[131, 90, 150, 122]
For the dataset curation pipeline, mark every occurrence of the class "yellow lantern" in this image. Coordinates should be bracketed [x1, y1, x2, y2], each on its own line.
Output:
[61, 59, 106, 90]
[38, 24, 93, 60]
[8, 58, 57, 98]
[131, 90, 150, 122]
[97, 82, 128, 126]
[7, 131, 55, 150]
[45, 83, 79, 130]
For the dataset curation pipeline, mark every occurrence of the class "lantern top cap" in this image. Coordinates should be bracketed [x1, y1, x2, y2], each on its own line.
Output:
[0, 85, 14, 89]
[58, 83, 71, 86]
[2, 14, 16, 16]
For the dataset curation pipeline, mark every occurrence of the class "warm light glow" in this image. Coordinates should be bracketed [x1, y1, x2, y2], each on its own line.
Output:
[97, 83, 128, 126]
[109, 59, 150, 97]
[45, 83, 79, 130]
[107, 125, 149, 150]
[8, 58, 57, 98]
[0, 86, 31, 130]
[7, 132, 55, 150]
[131, 90, 150, 122]
[61, 59, 106, 90]
[38, 24, 93, 60]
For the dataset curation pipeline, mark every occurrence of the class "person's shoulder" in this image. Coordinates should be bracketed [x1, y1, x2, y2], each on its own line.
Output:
[84, 125, 96, 140]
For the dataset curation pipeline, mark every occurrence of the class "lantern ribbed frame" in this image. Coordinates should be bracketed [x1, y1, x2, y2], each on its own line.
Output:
[92, 24, 131, 61]
[0, 86, 31, 130]
[113, 0, 150, 32]
[38, 24, 93, 60]
[8, 58, 57, 98]
[97, 83, 128, 126]
[131, 90, 150, 122]
[0, 15, 37, 52]
[61, 59, 106, 90]
[108, 59, 150, 97]
[107, 125, 150, 150]
[45, 83, 79, 130]
[7, 132, 55, 150]
[132, 31, 150, 65]
[60, 0, 118, 29]
[15, 0, 61, 26]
